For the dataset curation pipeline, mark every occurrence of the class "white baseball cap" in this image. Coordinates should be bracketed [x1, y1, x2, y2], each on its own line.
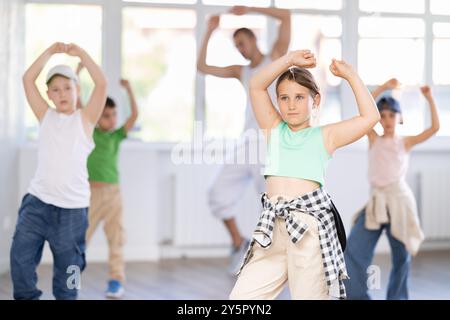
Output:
[46, 65, 79, 85]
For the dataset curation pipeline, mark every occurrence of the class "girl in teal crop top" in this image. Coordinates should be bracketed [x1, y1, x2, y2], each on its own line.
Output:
[229, 50, 380, 300]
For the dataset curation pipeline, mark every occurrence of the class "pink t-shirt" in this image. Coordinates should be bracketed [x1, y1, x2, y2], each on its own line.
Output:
[368, 135, 409, 188]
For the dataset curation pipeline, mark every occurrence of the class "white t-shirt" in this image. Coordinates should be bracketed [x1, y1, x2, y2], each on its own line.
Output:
[28, 108, 94, 208]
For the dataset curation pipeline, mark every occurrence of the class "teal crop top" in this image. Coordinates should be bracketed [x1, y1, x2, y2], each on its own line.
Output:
[264, 121, 331, 186]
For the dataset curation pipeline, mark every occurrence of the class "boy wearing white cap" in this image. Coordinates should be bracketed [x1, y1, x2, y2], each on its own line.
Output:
[10, 42, 107, 300]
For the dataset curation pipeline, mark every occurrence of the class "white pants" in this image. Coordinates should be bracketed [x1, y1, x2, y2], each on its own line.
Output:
[208, 141, 265, 220]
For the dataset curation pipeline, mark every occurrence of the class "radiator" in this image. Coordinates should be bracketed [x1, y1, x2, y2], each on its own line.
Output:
[173, 165, 261, 247]
[420, 170, 450, 240]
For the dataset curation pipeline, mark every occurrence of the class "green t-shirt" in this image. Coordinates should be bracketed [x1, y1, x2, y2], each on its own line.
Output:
[87, 126, 127, 184]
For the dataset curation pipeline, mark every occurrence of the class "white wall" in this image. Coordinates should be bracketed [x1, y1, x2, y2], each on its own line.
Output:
[0, 146, 21, 274]
[0, 0, 24, 275]
[18, 142, 161, 264]
[13, 137, 450, 267]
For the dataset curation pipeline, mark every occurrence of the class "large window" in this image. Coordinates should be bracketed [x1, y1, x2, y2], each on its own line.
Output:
[357, 5, 426, 136]
[433, 23, 450, 85]
[290, 14, 342, 125]
[23, 0, 450, 141]
[430, 0, 450, 15]
[432, 89, 450, 136]
[359, 0, 425, 14]
[275, 0, 342, 10]
[123, 0, 196, 3]
[432, 23, 450, 136]
[202, 0, 270, 5]
[204, 14, 267, 139]
[25, 3, 102, 139]
[25, 0, 347, 143]
[122, 8, 196, 142]
[358, 17, 425, 85]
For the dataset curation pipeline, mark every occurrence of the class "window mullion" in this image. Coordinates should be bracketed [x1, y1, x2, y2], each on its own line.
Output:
[195, 1, 206, 139]
[340, 0, 359, 121]
[102, 0, 124, 124]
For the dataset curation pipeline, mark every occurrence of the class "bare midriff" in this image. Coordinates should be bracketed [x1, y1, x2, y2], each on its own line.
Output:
[266, 176, 321, 201]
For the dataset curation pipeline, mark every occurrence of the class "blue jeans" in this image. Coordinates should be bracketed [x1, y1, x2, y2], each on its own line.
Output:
[10, 194, 88, 300]
[343, 209, 411, 300]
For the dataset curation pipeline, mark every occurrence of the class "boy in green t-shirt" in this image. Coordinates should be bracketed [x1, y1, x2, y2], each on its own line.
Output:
[86, 79, 138, 299]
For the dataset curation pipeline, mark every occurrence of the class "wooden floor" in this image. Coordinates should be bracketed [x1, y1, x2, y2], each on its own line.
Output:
[1, 250, 449, 300]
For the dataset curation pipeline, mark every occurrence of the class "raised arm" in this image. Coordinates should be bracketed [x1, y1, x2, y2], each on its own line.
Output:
[121, 79, 139, 133]
[197, 15, 242, 79]
[372, 78, 400, 100]
[67, 44, 108, 126]
[404, 86, 440, 151]
[322, 59, 380, 154]
[22, 42, 66, 122]
[249, 50, 316, 131]
[367, 78, 401, 143]
[75, 61, 84, 76]
[75, 62, 84, 110]
[229, 6, 291, 60]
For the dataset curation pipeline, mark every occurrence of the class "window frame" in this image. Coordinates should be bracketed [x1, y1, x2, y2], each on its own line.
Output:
[23, 0, 450, 147]
[356, 0, 450, 139]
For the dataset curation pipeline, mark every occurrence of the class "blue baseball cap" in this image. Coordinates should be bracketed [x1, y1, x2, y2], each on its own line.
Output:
[377, 96, 401, 114]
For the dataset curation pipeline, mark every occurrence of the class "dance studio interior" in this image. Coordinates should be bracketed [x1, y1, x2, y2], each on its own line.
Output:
[1, 0, 450, 301]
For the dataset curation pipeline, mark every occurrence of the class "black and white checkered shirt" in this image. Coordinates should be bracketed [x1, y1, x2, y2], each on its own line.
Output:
[236, 188, 349, 300]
